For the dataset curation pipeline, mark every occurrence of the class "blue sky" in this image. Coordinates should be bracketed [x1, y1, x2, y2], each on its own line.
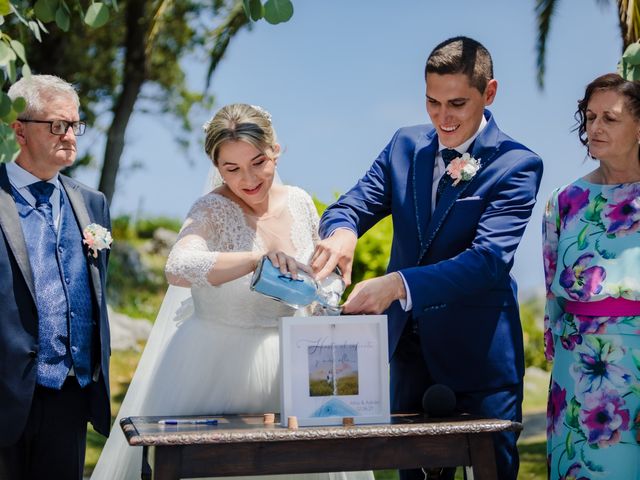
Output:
[76, 0, 623, 294]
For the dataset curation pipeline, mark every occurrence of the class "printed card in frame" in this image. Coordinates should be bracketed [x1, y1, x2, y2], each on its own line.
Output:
[279, 315, 390, 427]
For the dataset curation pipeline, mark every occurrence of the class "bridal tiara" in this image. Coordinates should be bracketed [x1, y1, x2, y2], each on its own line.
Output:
[202, 104, 272, 132]
[249, 104, 272, 122]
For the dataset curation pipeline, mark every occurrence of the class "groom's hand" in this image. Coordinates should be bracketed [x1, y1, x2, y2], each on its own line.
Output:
[311, 228, 358, 285]
[342, 273, 406, 314]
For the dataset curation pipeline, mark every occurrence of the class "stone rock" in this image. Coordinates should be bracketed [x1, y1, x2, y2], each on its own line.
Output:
[524, 366, 550, 388]
[111, 241, 148, 282]
[144, 227, 179, 256]
[108, 306, 152, 351]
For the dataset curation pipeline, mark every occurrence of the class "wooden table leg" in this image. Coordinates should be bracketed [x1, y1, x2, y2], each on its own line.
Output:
[141, 447, 152, 480]
[467, 433, 498, 480]
[151, 446, 183, 480]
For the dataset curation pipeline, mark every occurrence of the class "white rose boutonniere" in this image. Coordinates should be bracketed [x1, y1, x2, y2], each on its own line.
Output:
[446, 152, 481, 186]
[83, 223, 113, 258]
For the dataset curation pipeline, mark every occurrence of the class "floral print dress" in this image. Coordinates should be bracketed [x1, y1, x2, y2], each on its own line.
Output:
[543, 179, 640, 479]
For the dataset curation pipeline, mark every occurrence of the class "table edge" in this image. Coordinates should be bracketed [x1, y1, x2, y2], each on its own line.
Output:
[121, 417, 523, 447]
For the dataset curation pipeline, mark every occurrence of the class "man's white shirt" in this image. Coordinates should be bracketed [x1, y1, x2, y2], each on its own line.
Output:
[6, 161, 62, 231]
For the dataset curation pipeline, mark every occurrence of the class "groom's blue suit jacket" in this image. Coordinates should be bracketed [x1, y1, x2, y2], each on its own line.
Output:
[0, 163, 112, 446]
[320, 110, 543, 392]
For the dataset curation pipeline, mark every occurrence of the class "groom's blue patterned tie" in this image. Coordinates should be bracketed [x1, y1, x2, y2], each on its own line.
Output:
[28, 181, 55, 226]
[436, 149, 459, 204]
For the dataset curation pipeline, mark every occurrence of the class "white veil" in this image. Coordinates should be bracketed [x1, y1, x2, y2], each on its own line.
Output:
[90, 164, 282, 479]
[205, 163, 225, 192]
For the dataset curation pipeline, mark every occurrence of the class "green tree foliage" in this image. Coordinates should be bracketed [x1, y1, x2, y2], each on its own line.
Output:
[242, 0, 292, 24]
[3, 0, 248, 203]
[0, 0, 293, 202]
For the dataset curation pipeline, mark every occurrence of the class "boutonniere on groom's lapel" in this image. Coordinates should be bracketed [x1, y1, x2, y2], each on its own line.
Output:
[445, 152, 481, 186]
[83, 223, 113, 258]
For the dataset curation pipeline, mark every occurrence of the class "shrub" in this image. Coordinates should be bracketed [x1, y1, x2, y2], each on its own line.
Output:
[111, 215, 132, 240]
[520, 295, 549, 371]
[135, 217, 182, 238]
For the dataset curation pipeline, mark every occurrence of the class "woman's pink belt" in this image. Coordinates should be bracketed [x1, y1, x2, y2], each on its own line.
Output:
[565, 297, 640, 316]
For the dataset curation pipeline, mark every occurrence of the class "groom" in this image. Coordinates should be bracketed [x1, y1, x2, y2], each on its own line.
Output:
[0, 75, 112, 479]
[312, 37, 543, 480]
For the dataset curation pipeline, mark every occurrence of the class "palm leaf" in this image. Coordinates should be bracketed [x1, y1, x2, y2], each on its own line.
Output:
[534, 0, 559, 89]
[205, 2, 250, 90]
[146, 0, 174, 60]
[618, 0, 640, 48]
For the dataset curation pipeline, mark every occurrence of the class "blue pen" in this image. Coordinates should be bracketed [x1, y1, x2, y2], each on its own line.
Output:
[158, 418, 218, 425]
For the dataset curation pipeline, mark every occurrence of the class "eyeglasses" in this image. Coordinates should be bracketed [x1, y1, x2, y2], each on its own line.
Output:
[18, 119, 86, 136]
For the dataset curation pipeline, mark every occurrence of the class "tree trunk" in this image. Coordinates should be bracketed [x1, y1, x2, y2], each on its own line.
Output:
[98, 0, 148, 204]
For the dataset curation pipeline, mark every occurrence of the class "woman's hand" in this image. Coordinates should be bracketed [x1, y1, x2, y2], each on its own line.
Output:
[265, 251, 312, 280]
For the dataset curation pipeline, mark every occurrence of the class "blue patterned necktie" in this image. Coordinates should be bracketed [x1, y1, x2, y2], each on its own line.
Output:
[28, 181, 55, 226]
[435, 149, 460, 204]
[26, 180, 70, 388]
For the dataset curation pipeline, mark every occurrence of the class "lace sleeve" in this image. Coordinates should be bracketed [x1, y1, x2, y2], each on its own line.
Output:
[165, 196, 220, 287]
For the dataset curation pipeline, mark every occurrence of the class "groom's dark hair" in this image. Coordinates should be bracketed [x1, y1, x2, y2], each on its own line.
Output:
[425, 36, 493, 93]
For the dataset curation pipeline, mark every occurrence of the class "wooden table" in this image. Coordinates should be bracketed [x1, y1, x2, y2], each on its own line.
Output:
[121, 414, 522, 480]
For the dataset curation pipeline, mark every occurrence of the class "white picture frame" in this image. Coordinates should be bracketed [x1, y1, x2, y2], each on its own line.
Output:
[279, 315, 390, 427]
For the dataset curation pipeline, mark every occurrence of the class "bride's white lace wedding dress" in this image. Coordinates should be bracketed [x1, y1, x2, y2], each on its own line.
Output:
[91, 186, 374, 480]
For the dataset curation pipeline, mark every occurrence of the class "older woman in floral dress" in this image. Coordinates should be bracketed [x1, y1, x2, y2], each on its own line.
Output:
[543, 73, 640, 479]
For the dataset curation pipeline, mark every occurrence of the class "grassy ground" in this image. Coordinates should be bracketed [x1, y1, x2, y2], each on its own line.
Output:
[84, 348, 143, 476]
[371, 448, 548, 478]
[370, 440, 546, 480]
[516, 367, 548, 479]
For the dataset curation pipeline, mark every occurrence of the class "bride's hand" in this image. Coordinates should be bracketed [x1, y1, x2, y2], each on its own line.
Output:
[265, 251, 311, 280]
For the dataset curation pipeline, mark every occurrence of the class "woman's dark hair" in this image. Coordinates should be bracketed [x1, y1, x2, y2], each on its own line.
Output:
[575, 73, 640, 155]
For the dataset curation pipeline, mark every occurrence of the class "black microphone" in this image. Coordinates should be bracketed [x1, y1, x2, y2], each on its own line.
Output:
[422, 384, 456, 418]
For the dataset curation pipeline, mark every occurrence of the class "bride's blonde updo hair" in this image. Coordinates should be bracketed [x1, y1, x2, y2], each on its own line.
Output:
[203, 104, 278, 165]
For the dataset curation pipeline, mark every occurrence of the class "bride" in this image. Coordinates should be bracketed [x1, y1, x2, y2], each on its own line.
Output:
[91, 104, 374, 480]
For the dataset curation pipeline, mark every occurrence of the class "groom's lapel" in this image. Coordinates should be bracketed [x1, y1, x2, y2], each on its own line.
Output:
[412, 129, 438, 254]
[60, 175, 103, 305]
[419, 111, 503, 261]
[0, 164, 36, 300]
